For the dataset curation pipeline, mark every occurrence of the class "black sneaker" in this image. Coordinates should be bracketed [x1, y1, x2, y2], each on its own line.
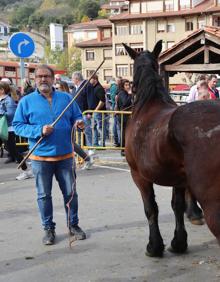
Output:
[43, 229, 55, 245]
[69, 225, 86, 240]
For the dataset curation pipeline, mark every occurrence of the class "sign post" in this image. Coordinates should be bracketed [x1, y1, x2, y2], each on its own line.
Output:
[8, 32, 35, 89]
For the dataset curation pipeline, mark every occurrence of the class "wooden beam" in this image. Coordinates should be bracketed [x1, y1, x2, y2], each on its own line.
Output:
[174, 46, 204, 65]
[205, 33, 220, 46]
[164, 63, 220, 72]
[159, 34, 204, 64]
[204, 46, 209, 64]
[209, 45, 220, 56]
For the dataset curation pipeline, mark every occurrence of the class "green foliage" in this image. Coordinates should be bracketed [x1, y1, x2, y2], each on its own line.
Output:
[42, 45, 82, 75]
[79, 0, 100, 20]
[1, 0, 105, 30]
[10, 6, 35, 27]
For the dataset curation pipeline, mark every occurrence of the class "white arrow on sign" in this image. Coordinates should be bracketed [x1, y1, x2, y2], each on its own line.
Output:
[17, 39, 30, 55]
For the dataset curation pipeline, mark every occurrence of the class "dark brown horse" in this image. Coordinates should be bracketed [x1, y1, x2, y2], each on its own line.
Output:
[123, 41, 220, 257]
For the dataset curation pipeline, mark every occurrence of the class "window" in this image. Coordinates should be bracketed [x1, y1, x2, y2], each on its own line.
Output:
[115, 44, 127, 56]
[157, 21, 166, 32]
[141, 2, 147, 13]
[116, 65, 128, 77]
[180, 0, 190, 9]
[162, 41, 166, 51]
[5, 66, 16, 72]
[103, 29, 111, 38]
[165, 0, 174, 11]
[86, 70, 95, 78]
[103, 49, 112, 60]
[167, 41, 175, 49]
[185, 21, 193, 31]
[167, 23, 175, 32]
[29, 68, 35, 73]
[130, 43, 144, 53]
[130, 64, 134, 76]
[213, 17, 220, 27]
[146, 1, 163, 12]
[116, 25, 129, 36]
[130, 2, 140, 13]
[85, 50, 95, 61]
[130, 24, 143, 35]
[104, 69, 112, 82]
[198, 20, 205, 29]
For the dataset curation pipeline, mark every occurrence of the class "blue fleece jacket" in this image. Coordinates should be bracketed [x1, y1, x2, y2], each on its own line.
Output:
[0, 95, 17, 127]
[13, 89, 82, 157]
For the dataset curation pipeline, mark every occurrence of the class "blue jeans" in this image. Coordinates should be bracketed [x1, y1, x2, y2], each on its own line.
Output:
[113, 115, 120, 145]
[83, 115, 92, 146]
[31, 158, 78, 230]
[94, 113, 107, 146]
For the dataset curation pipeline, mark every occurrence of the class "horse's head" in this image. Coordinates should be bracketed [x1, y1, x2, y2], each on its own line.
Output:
[122, 40, 162, 74]
[121, 41, 173, 109]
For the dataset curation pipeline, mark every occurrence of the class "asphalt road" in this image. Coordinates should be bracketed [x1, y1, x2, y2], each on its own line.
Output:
[0, 156, 220, 282]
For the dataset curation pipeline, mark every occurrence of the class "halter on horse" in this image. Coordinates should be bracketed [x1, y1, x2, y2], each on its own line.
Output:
[123, 41, 220, 257]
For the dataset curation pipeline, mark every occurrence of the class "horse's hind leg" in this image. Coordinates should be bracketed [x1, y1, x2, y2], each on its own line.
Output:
[169, 186, 188, 253]
[131, 172, 164, 257]
[185, 189, 204, 225]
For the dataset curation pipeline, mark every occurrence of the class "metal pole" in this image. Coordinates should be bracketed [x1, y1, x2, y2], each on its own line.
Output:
[20, 58, 25, 90]
[17, 60, 105, 169]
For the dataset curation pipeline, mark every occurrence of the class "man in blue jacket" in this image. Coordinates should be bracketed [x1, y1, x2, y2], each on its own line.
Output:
[13, 65, 86, 245]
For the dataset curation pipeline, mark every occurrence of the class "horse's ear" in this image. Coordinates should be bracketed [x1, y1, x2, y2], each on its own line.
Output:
[122, 43, 138, 60]
[152, 40, 163, 59]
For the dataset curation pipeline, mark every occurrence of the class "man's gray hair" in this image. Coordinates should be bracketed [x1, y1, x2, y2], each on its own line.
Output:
[72, 71, 83, 81]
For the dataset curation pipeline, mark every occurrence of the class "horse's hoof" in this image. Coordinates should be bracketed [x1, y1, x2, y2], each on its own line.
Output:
[145, 250, 163, 258]
[190, 218, 205, 225]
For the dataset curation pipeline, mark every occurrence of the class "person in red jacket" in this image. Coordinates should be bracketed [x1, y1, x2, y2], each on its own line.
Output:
[208, 74, 219, 100]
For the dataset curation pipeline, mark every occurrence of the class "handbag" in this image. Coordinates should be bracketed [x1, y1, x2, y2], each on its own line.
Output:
[0, 115, 8, 140]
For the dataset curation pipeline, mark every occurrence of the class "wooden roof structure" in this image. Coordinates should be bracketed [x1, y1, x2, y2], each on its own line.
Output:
[159, 26, 220, 76]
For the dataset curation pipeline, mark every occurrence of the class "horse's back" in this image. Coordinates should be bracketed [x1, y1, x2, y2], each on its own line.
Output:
[170, 100, 220, 190]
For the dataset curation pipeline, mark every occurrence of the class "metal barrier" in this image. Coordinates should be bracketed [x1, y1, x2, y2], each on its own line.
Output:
[14, 110, 132, 152]
[169, 91, 189, 105]
[76, 110, 132, 150]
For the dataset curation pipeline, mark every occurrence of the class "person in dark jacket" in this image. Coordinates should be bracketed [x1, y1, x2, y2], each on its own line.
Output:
[117, 79, 132, 156]
[71, 72, 94, 149]
[90, 75, 107, 147]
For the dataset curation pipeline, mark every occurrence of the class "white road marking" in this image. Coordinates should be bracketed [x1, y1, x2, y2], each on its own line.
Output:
[93, 164, 130, 172]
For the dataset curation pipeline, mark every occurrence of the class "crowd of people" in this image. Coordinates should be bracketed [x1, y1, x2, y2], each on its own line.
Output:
[0, 69, 133, 180]
[1, 71, 219, 181]
[186, 74, 219, 102]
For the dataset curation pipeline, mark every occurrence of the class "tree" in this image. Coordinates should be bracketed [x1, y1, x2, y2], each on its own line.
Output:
[42, 45, 82, 76]
[10, 6, 35, 27]
[79, 0, 100, 20]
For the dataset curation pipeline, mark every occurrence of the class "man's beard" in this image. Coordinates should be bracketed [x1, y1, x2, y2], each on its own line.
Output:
[38, 83, 51, 93]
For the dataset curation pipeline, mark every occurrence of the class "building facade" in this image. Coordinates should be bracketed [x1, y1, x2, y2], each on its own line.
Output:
[111, 0, 220, 81]
[101, 0, 129, 15]
[66, 19, 113, 84]
[67, 0, 220, 85]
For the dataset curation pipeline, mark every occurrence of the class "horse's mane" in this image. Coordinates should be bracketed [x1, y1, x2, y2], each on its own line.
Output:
[133, 64, 175, 112]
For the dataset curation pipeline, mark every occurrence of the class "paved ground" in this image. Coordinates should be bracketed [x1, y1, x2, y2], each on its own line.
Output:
[0, 152, 220, 282]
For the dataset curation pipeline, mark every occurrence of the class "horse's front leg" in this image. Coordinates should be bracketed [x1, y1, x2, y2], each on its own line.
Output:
[131, 171, 164, 257]
[169, 186, 188, 253]
[185, 189, 204, 225]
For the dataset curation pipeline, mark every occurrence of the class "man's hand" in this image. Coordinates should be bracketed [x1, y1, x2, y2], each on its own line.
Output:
[75, 120, 85, 130]
[42, 125, 54, 136]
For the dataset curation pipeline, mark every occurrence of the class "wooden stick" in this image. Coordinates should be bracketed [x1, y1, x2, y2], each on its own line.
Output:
[17, 60, 105, 169]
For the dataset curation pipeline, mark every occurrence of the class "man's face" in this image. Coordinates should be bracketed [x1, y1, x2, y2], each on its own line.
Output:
[72, 75, 79, 86]
[209, 78, 217, 89]
[35, 68, 54, 94]
[90, 78, 97, 86]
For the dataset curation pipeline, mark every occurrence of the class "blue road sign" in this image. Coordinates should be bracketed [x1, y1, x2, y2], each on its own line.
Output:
[8, 32, 35, 58]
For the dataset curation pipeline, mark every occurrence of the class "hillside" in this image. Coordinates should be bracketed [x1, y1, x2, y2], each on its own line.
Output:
[0, 0, 108, 31]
